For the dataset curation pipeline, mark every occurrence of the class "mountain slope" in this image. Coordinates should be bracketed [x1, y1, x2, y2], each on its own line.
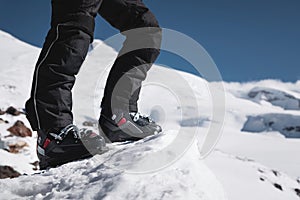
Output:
[0, 30, 226, 200]
[0, 30, 299, 200]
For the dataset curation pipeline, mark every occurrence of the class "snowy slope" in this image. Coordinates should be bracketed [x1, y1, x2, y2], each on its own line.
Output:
[0, 30, 226, 200]
[0, 30, 39, 174]
[0, 30, 300, 199]
[0, 135, 226, 200]
[205, 81, 300, 200]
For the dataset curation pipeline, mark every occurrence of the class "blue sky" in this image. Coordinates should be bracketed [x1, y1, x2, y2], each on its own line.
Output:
[0, 0, 299, 82]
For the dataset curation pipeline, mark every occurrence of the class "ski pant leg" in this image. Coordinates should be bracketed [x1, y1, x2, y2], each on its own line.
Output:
[25, 0, 102, 131]
[98, 0, 162, 116]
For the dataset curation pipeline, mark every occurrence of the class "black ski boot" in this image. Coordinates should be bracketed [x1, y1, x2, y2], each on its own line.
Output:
[37, 124, 107, 170]
[98, 110, 162, 143]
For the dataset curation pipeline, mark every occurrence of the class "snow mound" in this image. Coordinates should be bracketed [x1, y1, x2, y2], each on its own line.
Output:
[0, 133, 226, 200]
[247, 87, 300, 110]
[242, 114, 300, 138]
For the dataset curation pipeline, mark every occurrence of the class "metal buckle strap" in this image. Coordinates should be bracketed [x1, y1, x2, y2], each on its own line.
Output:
[48, 124, 80, 141]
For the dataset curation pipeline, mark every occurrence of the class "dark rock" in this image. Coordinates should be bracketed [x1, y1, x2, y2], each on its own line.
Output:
[259, 177, 265, 181]
[8, 141, 28, 153]
[0, 166, 21, 179]
[284, 127, 295, 131]
[30, 161, 39, 171]
[0, 118, 9, 124]
[6, 106, 22, 116]
[7, 120, 32, 137]
[273, 183, 283, 191]
[272, 170, 280, 177]
[295, 188, 300, 197]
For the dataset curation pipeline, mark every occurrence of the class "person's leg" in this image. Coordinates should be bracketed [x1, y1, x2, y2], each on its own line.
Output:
[97, 0, 162, 142]
[25, 0, 102, 131]
[25, 0, 107, 169]
[98, 0, 162, 117]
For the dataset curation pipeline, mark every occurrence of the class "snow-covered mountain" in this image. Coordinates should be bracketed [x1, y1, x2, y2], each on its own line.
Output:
[0, 30, 300, 200]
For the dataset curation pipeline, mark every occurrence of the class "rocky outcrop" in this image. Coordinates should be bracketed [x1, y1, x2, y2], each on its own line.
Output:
[242, 113, 300, 138]
[248, 87, 300, 110]
[6, 106, 23, 116]
[7, 120, 32, 137]
[8, 141, 28, 153]
[0, 166, 21, 179]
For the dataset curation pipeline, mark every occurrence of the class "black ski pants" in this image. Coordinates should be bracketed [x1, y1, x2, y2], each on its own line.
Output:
[25, 0, 161, 131]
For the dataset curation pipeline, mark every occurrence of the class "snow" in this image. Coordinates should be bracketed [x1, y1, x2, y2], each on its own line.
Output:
[0, 134, 226, 200]
[242, 113, 300, 138]
[247, 86, 300, 110]
[0, 29, 300, 199]
[206, 150, 300, 200]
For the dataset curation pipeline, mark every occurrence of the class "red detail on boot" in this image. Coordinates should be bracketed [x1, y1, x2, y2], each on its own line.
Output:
[89, 132, 98, 138]
[117, 117, 127, 126]
[43, 138, 51, 149]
